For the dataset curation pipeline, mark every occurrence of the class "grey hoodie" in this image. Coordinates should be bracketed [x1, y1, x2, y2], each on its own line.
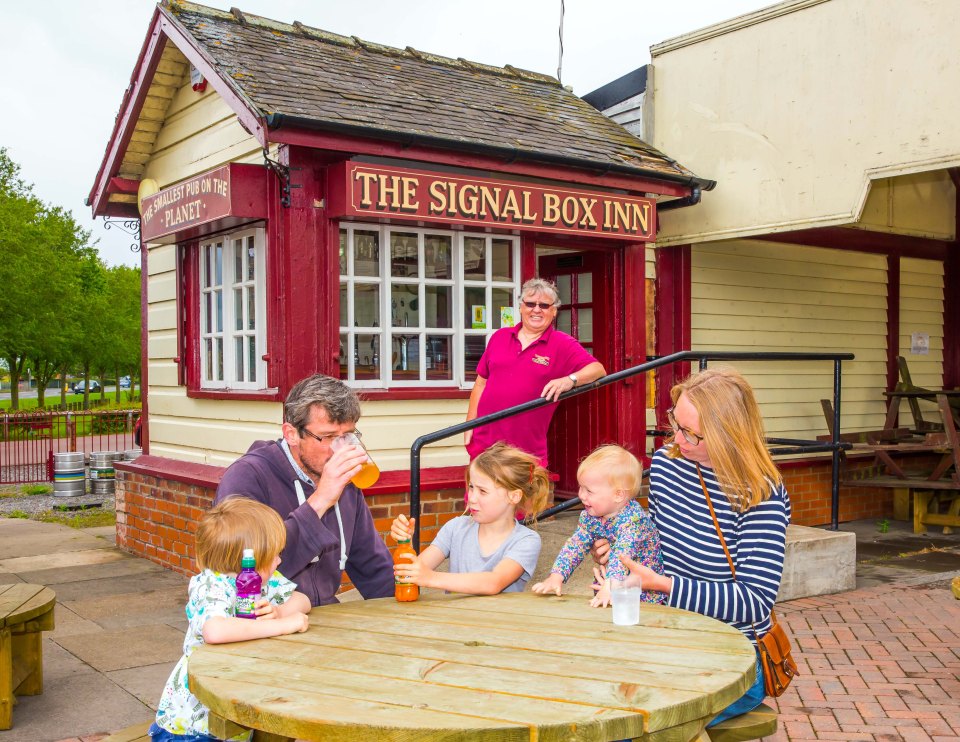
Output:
[215, 439, 394, 606]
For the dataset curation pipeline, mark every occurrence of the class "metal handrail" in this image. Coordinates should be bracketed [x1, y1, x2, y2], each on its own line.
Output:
[409, 350, 855, 549]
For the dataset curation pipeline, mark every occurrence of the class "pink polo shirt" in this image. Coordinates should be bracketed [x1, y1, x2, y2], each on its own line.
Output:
[467, 323, 597, 466]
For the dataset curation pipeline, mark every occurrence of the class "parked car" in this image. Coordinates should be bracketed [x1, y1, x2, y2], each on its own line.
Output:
[72, 380, 101, 393]
[119, 375, 131, 389]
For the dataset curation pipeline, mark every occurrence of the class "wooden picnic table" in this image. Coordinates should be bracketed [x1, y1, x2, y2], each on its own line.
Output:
[188, 591, 757, 742]
[0, 584, 56, 729]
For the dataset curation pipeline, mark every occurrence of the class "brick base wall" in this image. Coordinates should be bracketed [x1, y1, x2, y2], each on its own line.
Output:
[114, 457, 465, 589]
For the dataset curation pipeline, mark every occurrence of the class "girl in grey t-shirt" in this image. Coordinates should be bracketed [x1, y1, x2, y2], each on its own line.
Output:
[391, 443, 549, 594]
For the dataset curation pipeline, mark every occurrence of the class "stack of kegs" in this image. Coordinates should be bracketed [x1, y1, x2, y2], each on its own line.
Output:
[89, 451, 123, 495]
[53, 452, 86, 497]
[123, 448, 142, 461]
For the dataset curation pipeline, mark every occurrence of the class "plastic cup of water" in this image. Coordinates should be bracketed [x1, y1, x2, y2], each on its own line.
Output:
[331, 432, 380, 489]
[611, 579, 641, 626]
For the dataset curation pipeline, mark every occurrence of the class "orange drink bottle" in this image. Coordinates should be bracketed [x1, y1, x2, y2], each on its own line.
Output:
[393, 538, 419, 602]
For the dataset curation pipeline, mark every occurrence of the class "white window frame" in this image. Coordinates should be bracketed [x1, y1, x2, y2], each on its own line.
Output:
[199, 227, 267, 390]
[339, 224, 520, 389]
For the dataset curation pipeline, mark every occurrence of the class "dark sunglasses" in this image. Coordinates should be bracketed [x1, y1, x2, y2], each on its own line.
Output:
[522, 301, 554, 310]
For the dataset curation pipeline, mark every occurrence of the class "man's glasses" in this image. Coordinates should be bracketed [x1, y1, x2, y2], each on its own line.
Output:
[522, 301, 555, 310]
[666, 408, 704, 446]
[300, 427, 362, 445]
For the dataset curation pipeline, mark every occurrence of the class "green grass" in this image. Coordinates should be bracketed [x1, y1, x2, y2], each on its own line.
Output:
[5, 510, 30, 519]
[0, 392, 141, 411]
[36, 508, 116, 528]
[22, 484, 52, 495]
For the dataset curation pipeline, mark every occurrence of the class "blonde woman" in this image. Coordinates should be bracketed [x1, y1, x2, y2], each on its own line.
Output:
[596, 368, 791, 727]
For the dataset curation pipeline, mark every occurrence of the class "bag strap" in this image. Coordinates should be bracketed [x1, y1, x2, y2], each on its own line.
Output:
[696, 464, 776, 633]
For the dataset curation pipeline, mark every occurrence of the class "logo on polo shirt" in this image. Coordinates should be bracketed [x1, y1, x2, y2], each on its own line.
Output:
[532, 354, 550, 366]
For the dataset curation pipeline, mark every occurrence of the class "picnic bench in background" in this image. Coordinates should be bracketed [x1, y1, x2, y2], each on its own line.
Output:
[820, 356, 960, 533]
[0, 584, 55, 729]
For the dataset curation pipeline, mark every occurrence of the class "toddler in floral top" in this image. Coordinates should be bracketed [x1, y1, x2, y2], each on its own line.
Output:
[150, 497, 310, 742]
[532, 445, 665, 608]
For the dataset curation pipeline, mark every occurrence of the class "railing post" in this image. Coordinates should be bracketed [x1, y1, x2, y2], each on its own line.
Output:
[67, 412, 76, 453]
[830, 359, 842, 530]
[410, 440, 423, 552]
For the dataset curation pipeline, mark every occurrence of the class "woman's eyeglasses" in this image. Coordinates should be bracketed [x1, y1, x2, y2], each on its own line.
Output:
[522, 301, 555, 310]
[300, 428, 363, 445]
[666, 408, 704, 446]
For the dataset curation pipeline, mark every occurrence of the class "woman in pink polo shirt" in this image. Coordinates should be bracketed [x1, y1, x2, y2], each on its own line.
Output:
[464, 277, 606, 469]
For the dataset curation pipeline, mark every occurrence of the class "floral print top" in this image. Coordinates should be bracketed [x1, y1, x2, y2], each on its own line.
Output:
[154, 568, 296, 738]
[550, 499, 666, 604]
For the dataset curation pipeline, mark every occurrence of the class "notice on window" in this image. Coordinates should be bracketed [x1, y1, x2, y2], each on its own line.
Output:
[500, 307, 515, 327]
[911, 332, 929, 355]
[472, 305, 487, 329]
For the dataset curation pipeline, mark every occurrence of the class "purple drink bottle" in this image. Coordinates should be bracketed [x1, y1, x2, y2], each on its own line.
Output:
[235, 548, 261, 619]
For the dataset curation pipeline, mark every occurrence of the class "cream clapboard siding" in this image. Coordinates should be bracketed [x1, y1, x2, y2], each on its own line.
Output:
[143, 83, 468, 469]
[897, 258, 945, 423]
[690, 240, 889, 440]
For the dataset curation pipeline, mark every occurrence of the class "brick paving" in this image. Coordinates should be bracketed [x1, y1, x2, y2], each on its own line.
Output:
[762, 580, 960, 741]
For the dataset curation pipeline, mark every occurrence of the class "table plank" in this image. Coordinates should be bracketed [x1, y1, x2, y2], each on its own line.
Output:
[0, 585, 55, 629]
[189, 592, 756, 741]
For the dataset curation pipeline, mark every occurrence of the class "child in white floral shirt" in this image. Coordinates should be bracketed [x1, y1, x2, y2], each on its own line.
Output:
[150, 497, 310, 742]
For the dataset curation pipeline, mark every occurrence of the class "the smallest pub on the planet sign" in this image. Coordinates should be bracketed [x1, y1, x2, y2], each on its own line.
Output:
[140, 166, 233, 242]
[330, 163, 658, 241]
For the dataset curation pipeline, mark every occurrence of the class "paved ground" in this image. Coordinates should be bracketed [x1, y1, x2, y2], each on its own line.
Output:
[0, 515, 957, 741]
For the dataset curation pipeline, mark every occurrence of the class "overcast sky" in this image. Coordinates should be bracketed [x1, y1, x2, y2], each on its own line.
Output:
[0, 0, 776, 267]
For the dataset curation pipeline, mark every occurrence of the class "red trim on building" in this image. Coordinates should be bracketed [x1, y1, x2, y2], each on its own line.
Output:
[654, 245, 692, 419]
[886, 253, 901, 395]
[945, 172, 960, 388]
[115, 454, 465, 497]
[357, 389, 471, 401]
[761, 227, 949, 261]
[140, 240, 150, 452]
[270, 128, 692, 199]
[622, 242, 647, 452]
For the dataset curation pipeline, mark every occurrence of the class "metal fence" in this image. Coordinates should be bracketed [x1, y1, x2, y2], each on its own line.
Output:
[0, 409, 141, 484]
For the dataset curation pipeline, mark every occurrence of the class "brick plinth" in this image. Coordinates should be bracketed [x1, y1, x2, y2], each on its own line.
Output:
[114, 455, 465, 588]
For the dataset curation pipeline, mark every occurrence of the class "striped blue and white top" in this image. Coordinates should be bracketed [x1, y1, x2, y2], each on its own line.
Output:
[649, 449, 791, 644]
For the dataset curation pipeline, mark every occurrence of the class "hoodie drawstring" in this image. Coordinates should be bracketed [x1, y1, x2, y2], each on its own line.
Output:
[294, 479, 347, 571]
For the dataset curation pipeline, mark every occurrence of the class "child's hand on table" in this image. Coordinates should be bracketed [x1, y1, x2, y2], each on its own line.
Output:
[530, 573, 564, 596]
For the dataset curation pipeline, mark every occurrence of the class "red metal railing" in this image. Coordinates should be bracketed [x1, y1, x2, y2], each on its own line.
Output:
[0, 409, 141, 484]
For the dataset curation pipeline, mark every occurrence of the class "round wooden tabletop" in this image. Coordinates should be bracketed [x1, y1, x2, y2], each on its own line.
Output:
[0, 584, 56, 627]
[189, 592, 756, 742]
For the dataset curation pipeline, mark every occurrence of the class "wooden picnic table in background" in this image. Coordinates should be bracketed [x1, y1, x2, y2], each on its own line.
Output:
[0, 583, 56, 729]
[189, 592, 757, 742]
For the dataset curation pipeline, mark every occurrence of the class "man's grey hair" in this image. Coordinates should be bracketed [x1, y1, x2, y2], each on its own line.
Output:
[284, 374, 361, 430]
[520, 277, 561, 307]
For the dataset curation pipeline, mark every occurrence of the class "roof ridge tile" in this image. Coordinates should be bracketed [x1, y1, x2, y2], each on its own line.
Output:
[293, 21, 357, 48]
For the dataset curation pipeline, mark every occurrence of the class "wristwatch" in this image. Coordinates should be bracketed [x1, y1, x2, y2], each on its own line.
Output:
[568, 374, 578, 387]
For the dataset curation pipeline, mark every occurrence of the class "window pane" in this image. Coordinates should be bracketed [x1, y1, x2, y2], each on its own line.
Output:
[235, 337, 244, 381]
[204, 293, 212, 333]
[393, 334, 419, 379]
[356, 333, 380, 381]
[234, 239, 243, 284]
[463, 237, 485, 280]
[464, 336, 487, 381]
[492, 288, 513, 329]
[354, 230, 380, 277]
[426, 335, 452, 380]
[464, 286, 486, 329]
[579, 307, 593, 343]
[247, 286, 256, 330]
[491, 239, 513, 281]
[248, 336, 257, 383]
[424, 285, 452, 328]
[339, 230, 347, 274]
[246, 236, 256, 281]
[215, 337, 223, 380]
[355, 284, 380, 328]
[202, 247, 211, 288]
[556, 308, 572, 335]
[234, 288, 243, 331]
[577, 273, 592, 303]
[215, 291, 223, 332]
[424, 235, 452, 279]
[214, 244, 223, 285]
[556, 275, 571, 304]
[339, 333, 348, 377]
[204, 338, 213, 380]
[390, 232, 418, 278]
[339, 284, 348, 327]
[392, 284, 418, 328]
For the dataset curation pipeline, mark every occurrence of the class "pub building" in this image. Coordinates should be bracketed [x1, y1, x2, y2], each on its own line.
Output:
[88, 0, 713, 574]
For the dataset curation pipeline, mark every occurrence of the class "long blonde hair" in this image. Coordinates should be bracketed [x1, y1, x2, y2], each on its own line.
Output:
[668, 368, 782, 511]
[469, 442, 552, 521]
[196, 497, 286, 573]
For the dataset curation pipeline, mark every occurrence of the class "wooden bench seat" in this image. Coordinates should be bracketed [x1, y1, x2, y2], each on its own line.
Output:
[0, 584, 56, 729]
[844, 475, 960, 533]
[102, 720, 152, 742]
[706, 702, 778, 742]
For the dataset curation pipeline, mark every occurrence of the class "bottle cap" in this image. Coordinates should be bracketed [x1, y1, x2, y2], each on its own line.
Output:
[241, 548, 256, 568]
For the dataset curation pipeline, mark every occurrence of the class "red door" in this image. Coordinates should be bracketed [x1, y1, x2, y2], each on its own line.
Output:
[539, 250, 622, 497]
